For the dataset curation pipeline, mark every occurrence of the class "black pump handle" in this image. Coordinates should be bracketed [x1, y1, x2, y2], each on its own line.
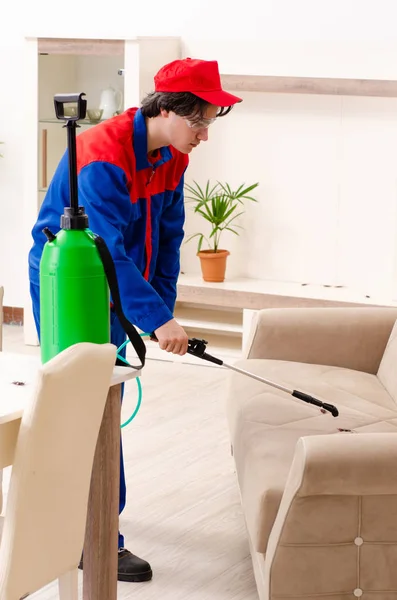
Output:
[54, 92, 87, 224]
[54, 92, 87, 122]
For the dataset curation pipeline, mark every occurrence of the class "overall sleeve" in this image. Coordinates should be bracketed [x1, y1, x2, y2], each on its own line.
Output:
[78, 161, 174, 333]
[151, 170, 186, 313]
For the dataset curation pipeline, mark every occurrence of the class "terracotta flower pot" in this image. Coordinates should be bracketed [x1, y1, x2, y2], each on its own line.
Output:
[197, 249, 230, 282]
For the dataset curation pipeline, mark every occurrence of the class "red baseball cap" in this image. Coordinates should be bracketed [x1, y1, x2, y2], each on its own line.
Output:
[154, 57, 242, 107]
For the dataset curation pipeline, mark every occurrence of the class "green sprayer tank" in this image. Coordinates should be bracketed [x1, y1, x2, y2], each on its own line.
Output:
[39, 93, 110, 364]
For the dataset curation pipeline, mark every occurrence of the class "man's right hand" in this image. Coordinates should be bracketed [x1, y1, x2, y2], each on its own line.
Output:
[154, 319, 189, 356]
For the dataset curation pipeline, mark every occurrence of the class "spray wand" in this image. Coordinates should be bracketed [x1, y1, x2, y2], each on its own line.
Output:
[186, 338, 339, 417]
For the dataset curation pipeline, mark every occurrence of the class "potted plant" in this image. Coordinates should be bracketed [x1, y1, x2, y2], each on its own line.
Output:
[184, 180, 259, 282]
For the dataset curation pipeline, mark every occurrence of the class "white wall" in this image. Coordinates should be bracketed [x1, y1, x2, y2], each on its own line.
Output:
[2, 0, 397, 310]
[0, 40, 36, 308]
[182, 90, 397, 299]
[181, 91, 341, 284]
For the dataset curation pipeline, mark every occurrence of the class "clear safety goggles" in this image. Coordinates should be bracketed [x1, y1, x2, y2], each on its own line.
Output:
[184, 116, 217, 130]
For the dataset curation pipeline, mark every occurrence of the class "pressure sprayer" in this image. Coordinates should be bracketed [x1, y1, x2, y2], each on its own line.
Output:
[39, 92, 146, 377]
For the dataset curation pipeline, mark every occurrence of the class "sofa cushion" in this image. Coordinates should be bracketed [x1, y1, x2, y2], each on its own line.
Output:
[225, 358, 397, 555]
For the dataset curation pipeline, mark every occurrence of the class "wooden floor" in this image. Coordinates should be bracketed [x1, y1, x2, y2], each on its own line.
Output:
[2, 325, 259, 600]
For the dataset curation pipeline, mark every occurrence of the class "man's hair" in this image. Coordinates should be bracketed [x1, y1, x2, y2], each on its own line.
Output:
[140, 91, 232, 124]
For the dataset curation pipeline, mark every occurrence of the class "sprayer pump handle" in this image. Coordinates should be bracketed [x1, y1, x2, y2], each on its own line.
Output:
[54, 92, 87, 122]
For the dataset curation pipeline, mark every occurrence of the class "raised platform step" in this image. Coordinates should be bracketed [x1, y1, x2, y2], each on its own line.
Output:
[177, 274, 397, 310]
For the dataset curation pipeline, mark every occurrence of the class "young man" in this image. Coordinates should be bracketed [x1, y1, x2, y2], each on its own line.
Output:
[28, 57, 242, 582]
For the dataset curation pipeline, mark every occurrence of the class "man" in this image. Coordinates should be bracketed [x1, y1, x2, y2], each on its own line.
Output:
[28, 57, 242, 582]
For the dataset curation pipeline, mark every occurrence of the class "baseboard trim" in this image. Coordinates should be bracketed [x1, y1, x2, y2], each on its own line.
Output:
[3, 306, 24, 325]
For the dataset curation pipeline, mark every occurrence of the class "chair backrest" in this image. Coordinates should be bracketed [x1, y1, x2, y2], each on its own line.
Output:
[0, 285, 4, 351]
[264, 433, 397, 599]
[0, 341, 116, 600]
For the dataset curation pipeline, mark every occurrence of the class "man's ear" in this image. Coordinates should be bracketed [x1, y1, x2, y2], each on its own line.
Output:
[160, 108, 170, 119]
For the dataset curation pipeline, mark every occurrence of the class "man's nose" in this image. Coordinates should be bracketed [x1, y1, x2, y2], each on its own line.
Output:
[197, 128, 209, 141]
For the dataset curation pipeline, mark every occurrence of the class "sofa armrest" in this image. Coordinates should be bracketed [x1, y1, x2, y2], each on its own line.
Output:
[292, 433, 397, 497]
[245, 307, 397, 374]
[263, 433, 397, 597]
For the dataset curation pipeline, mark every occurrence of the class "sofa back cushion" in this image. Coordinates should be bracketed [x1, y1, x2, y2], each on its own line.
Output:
[378, 319, 397, 402]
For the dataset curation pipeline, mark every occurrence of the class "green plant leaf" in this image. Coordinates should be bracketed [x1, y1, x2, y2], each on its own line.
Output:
[227, 223, 243, 230]
[184, 179, 221, 204]
[245, 198, 258, 205]
[225, 211, 245, 226]
[184, 232, 208, 252]
[213, 196, 233, 223]
[221, 204, 239, 222]
[195, 208, 214, 223]
[218, 181, 259, 203]
[197, 234, 205, 252]
[218, 181, 233, 197]
[237, 182, 260, 195]
[185, 232, 204, 243]
[209, 226, 220, 238]
[204, 180, 219, 200]
[184, 181, 205, 202]
[200, 201, 216, 222]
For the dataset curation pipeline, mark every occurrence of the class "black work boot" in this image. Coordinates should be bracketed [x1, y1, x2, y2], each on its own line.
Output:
[117, 548, 153, 582]
[78, 548, 153, 582]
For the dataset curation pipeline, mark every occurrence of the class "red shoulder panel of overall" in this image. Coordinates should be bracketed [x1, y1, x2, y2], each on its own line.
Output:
[75, 108, 138, 182]
[76, 108, 189, 201]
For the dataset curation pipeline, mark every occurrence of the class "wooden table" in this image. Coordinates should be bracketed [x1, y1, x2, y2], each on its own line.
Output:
[0, 351, 140, 600]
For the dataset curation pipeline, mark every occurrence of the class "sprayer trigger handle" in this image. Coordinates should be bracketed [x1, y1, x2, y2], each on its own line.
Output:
[187, 338, 208, 358]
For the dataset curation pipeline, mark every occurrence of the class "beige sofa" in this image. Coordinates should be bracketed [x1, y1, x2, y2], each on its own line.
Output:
[226, 306, 397, 600]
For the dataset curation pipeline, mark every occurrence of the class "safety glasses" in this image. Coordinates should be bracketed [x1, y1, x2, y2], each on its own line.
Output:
[184, 116, 217, 130]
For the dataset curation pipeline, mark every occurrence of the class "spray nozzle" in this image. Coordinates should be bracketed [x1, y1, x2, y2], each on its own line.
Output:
[43, 227, 56, 242]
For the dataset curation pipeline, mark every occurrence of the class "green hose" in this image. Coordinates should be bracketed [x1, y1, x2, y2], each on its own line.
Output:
[117, 333, 149, 429]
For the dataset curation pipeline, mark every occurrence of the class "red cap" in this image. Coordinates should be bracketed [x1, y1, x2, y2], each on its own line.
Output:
[154, 58, 242, 107]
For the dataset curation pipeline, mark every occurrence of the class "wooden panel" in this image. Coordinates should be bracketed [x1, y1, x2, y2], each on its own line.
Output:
[83, 384, 120, 600]
[38, 38, 124, 56]
[221, 74, 397, 98]
[41, 128, 47, 189]
[3, 307, 24, 325]
[176, 283, 395, 311]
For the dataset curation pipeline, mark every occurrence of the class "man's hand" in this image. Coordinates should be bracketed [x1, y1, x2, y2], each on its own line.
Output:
[154, 319, 189, 355]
